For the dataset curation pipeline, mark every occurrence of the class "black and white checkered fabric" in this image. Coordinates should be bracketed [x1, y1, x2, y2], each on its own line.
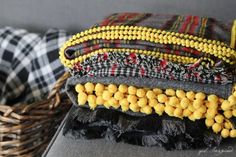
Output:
[0, 27, 70, 105]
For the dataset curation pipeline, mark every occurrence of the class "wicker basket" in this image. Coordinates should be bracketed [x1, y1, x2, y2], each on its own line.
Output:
[0, 72, 72, 157]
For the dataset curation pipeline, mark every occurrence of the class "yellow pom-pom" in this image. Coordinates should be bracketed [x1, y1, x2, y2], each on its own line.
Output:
[128, 86, 137, 95]
[136, 88, 146, 97]
[212, 123, 222, 133]
[75, 84, 84, 93]
[127, 95, 138, 103]
[188, 114, 196, 121]
[137, 97, 148, 107]
[96, 96, 104, 105]
[119, 84, 128, 93]
[195, 92, 206, 100]
[77, 92, 87, 105]
[114, 91, 124, 100]
[205, 108, 217, 119]
[208, 101, 218, 109]
[180, 98, 190, 109]
[198, 105, 207, 113]
[173, 108, 183, 118]
[153, 88, 162, 94]
[183, 108, 192, 117]
[165, 88, 175, 96]
[228, 95, 236, 106]
[154, 103, 165, 115]
[205, 119, 214, 127]
[149, 99, 158, 107]
[193, 99, 203, 109]
[169, 96, 180, 106]
[121, 104, 129, 112]
[193, 110, 203, 119]
[108, 84, 117, 93]
[157, 94, 168, 103]
[187, 104, 195, 112]
[176, 90, 186, 99]
[230, 130, 236, 138]
[215, 114, 224, 123]
[221, 129, 230, 138]
[141, 105, 152, 114]
[232, 109, 236, 117]
[129, 103, 140, 112]
[224, 110, 233, 118]
[120, 98, 129, 107]
[103, 101, 110, 109]
[95, 83, 105, 92]
[95, 91, 102, 96]
[164, 105, 175, 116]
[87, 95, 97, 109]
[224, 122, 232, 129]
[146, 91, 156, 99]
[102, 90, 112, 100]
[221, 100, 231, 111]
[85, 82, 95, 93]
[207, 94, 218, 102]
[109, 97, 119, 109]
[186, 91, 195, 100]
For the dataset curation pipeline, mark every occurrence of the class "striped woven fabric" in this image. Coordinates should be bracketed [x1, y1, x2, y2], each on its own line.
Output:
[61, 13, 236, 142]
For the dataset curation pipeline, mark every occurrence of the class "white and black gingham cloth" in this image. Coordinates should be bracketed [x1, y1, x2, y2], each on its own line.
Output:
[0, 27, 70, 105]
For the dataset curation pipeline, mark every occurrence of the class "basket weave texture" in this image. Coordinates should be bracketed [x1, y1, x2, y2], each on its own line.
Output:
[0, 72, 71, 157]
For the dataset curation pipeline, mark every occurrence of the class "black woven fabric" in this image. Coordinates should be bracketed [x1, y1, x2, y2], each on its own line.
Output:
[63, 107, 222, 150]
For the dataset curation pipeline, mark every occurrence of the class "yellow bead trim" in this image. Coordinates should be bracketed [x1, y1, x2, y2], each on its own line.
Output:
[59, 25, 236, 68]
[60, 48, 200, 68]
[75, 82, 236, 138]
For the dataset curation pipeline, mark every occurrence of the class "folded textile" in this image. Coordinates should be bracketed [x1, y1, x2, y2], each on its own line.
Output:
[60, 13, 236, 147]
[0, 27, 70, 104]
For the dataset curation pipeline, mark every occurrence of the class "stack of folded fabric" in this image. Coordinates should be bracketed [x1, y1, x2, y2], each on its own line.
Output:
[60, 13, 236, 150]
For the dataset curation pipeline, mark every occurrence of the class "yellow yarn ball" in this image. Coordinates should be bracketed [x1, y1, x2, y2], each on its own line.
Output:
[186, 91, 195, 100]
[183, 108, 192, 117]
[136, 88, 146, 97]
[215, 114, 224, 123]
[165, 88, 175, 96]
[96, 96, 104, 105]
[187, 104, 195, 112]
[173, 108, 183, 118]
[114, 91, 124, 100]
[195, 92, 206, 100]
[212, 123, 222, 133]
[164, 105, 175, 116]
[109, 97, 119, 109]
[128, 86, 137, 95]
[102, 90, 112, 100]
[75, 84, 84, 93]
[149, 99, 158, 107]
[153, 88, 163, 94]
[232, 109, 236, 117]
[103, 101, 110, 109]
[121, 104, 129, 112]
[224, 110, 233, 119]
[129, 103, 140, 112]
[224, 122, 232, 129]
[193, 99, 203, 109]
[221, 129, 230, 138]
[157, 94, 168, 103]
[141, 105, 152, 114]
[154, 103, 165, 115]
[208, 101, 218, 109]
[207, 94, 218, 102]
[127, 95, 138, 103]
[176, 90, 186, 98]
[120, 98, 129, 107]
[77, 92, 87, 105]
[137, 97, 148, 107]
[206, 108, 217, 119]
[221, 100, 231, 111]
[119, 84, 128, 93]
[230, 130, 236, 138]
[193, 110, 203, 119]
[146, 91, 156, 99]
[205, 119, 214, 127]
[95, 83, 105, 92]
[87, 95, 97, 109]
[169, 96, 180, 106]
[228, 95, 236, 106]
[95, 91, 102, 96]
[108, 84, 118, 93]
[85, 82, 95, 93]
[198, 105, 207, 113]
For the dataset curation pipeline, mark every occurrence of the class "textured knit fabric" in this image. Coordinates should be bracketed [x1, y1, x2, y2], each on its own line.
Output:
[0, 27, 70, 105]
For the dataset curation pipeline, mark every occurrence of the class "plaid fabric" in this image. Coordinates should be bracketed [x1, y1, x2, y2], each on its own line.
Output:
[0, 27, 70, 105]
